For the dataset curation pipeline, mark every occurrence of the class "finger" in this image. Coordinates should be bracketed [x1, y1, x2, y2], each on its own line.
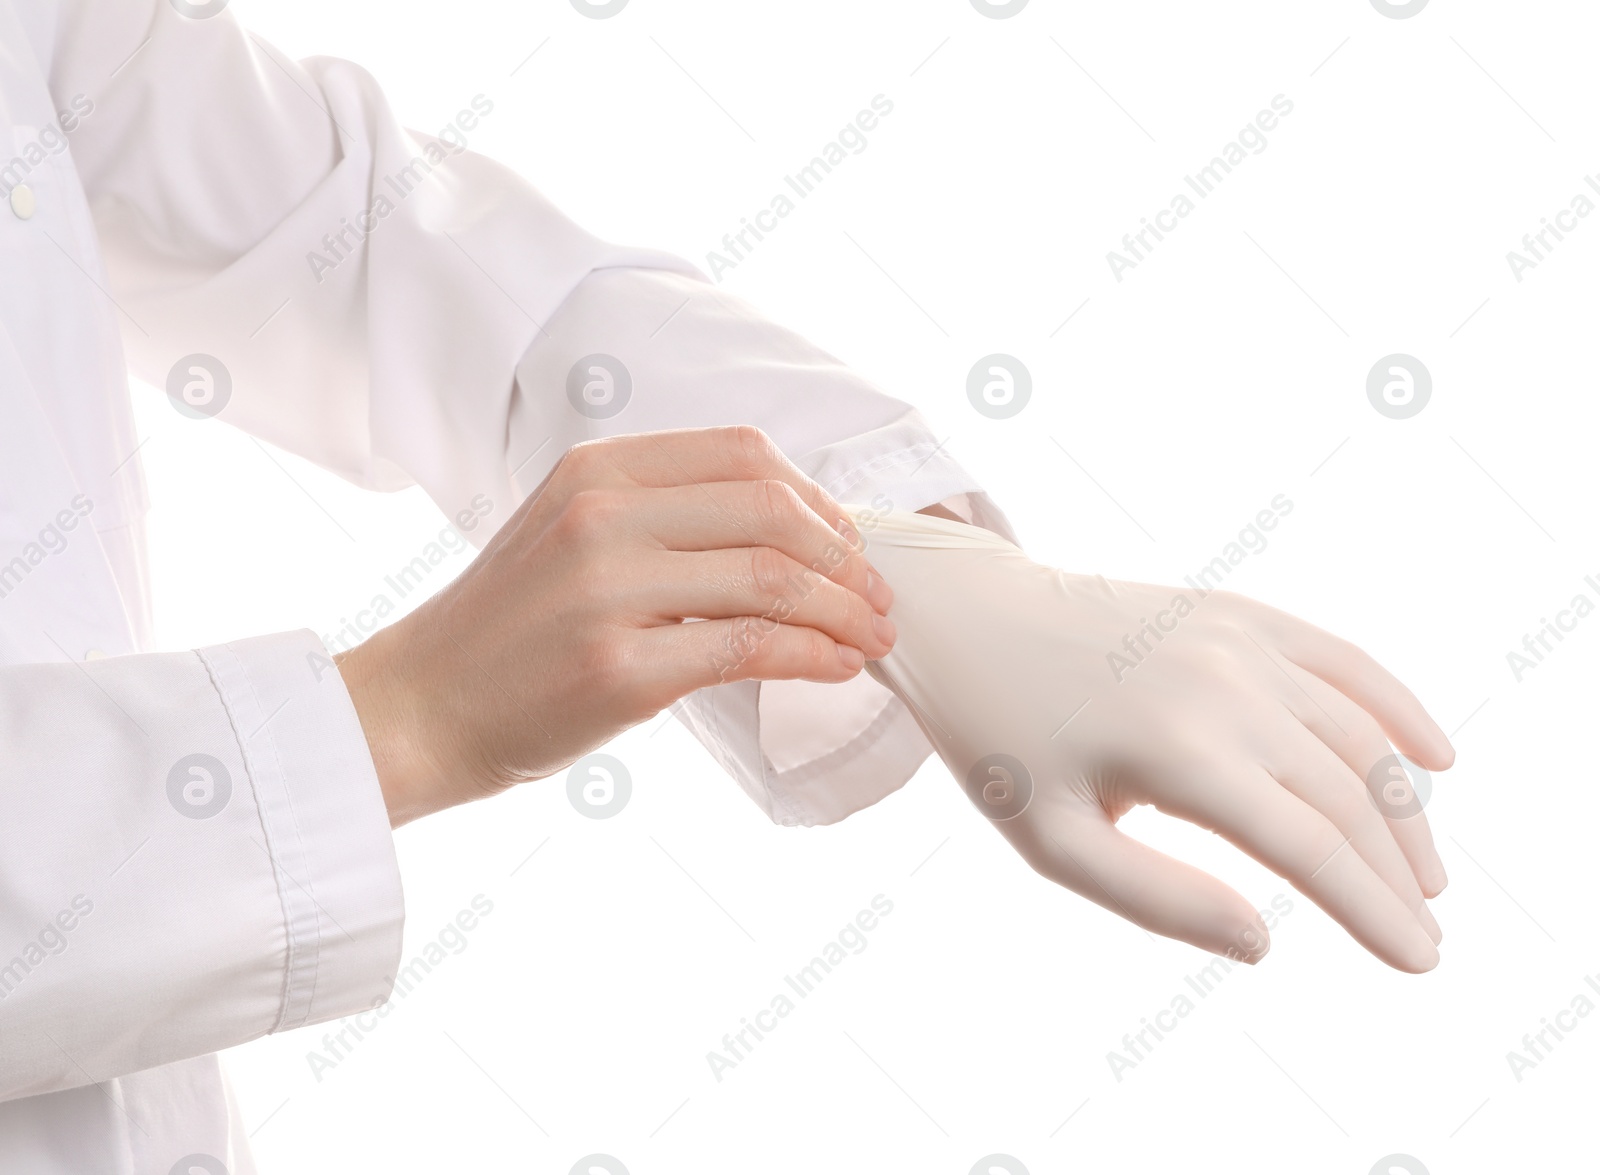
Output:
[642, 613, 866, 695]
[617, 480, 890, 613]
[643, 546, 894, 659]
[1008, 806, 1273, 962]
[1158, 761, 1439, 972]
[1258, 703, 1441, 942]
[1272, 658, 1448, 899]
[1239, 602, 1454, 771]
[570, 426, 867, 555]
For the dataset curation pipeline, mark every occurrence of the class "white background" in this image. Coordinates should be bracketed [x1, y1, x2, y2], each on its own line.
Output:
[135, 1, 1598, 1172]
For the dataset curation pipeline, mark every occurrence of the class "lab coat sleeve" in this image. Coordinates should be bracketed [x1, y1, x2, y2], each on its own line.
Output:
[46, 3, 1015, 826]
[0, 630, 403, 1101]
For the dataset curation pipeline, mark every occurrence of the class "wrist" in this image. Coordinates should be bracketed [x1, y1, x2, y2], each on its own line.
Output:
[916, 502, 966, 523]
[335, 626, 447, 828]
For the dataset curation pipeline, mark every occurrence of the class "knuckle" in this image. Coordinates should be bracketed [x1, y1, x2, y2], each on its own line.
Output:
[748, 545, 796, 602]
[849, 593, 878, 641]
[556, 439, 605, 483]
[812, 531, 854, 578]
[726, 424, 777, 478]
[1176, 632, 1243, 678]
[721, 614, 771, 675]
[1212, 589, 1249, 613]
[795, 627, 838, 676]
[830, 586, 869, 638]
[728, 613, 762, 654]
[558, 488, 621, 538]
[583, 631, 628, 692]
[587, 632, 659, 715]
[754, 478, 803, 532]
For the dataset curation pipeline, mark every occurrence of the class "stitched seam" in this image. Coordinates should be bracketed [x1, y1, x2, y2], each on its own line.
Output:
[770, 698, 926, 826]
[228, 646, 325, 1029]
[701, 690, 762, 817]
[818, 440, 953, 502]
[771, 693, 907, 787]
[196, 647, 298, 1034]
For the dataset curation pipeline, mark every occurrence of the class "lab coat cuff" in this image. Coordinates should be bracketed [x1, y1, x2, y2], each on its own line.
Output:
[798, 410, 1019, 547]
[762, 692, 937, 827]
[196, 630, 405, 1032]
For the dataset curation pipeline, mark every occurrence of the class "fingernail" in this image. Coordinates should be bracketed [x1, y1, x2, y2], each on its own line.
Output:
[1417, 901, 1443, 945]
[837, 644, 865, 671]
[865, 568, 894, 613]
[871, 611, 896, 649]
[1420, 854, 1448, 898]
[1233, 920, 1271, 965]
[1425, 866, 1448, 899]
[1409, 936, 1441, 974]
[836, 517, 861, 549]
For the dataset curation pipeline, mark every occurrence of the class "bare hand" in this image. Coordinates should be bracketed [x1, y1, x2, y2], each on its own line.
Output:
[338, 427, 895, 826]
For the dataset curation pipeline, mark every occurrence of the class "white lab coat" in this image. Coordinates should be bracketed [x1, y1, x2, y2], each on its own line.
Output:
[0, 2, 1012, 1170]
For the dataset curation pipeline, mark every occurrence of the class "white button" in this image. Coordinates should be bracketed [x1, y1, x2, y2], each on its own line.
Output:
[84, 648, 107, 661]
[10, 184, 35, 220]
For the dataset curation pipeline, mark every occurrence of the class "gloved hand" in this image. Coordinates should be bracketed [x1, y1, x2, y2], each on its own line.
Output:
[852, 506, 1453, 972]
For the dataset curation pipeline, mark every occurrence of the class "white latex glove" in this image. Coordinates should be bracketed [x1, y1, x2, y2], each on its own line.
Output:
[851, 506, 1454, 972]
